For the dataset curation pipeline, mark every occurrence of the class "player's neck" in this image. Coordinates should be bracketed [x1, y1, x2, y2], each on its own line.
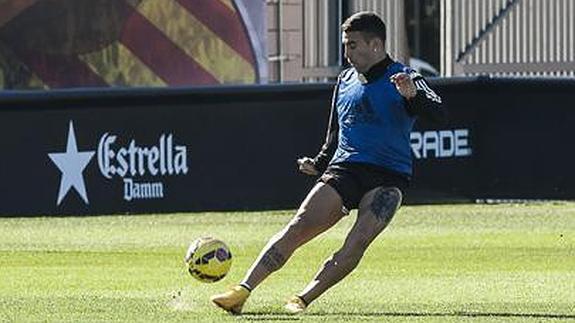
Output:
[361, 55, 393, 83]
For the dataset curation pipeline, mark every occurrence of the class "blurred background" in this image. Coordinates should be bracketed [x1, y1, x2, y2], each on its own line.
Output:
[1, 0, 573, 89]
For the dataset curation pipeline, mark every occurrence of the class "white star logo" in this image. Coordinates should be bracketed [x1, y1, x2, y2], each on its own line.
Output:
[48, 121, 95, 206]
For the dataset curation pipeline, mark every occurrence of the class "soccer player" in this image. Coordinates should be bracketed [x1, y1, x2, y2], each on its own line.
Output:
[211, 11, 446, 315]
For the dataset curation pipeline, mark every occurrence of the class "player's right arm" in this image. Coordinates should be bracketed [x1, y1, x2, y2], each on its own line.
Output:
[297, 157, 319, 175]
[298, 75, 342, 176]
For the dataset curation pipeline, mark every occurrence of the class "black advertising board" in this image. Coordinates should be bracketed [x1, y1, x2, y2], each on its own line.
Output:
[0, 78, 573, 216]
[410, 78, 575, 202]
[0, 86, 330, 215]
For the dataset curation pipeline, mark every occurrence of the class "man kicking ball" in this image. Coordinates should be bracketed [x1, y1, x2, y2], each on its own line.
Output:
[211, 11, 445, 315]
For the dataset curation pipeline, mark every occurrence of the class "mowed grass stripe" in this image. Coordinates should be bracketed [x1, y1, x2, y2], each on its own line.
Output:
[0, 203, 573, 322]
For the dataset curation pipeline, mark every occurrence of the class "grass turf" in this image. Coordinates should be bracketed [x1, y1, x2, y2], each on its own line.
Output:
[0, 203, 574, 322]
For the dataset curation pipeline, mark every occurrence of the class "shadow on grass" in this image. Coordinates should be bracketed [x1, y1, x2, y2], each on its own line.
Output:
[240, 311, 575, 321]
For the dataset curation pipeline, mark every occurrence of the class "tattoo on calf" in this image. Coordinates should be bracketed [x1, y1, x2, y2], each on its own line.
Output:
[369, 189, 400, 223]
[261, 246, 286, 272]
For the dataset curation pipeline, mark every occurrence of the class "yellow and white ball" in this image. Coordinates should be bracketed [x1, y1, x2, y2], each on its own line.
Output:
[185, 237, 232, 283]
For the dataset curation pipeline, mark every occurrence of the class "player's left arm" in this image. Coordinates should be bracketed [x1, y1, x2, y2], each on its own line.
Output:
[392, 71, 447, 125]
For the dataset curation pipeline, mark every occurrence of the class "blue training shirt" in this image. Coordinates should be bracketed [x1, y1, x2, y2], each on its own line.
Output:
[313, 56, 445, 178]
[331, 62, 416, 176]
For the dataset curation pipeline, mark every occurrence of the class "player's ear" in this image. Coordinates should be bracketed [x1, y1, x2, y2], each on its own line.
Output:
[370, 38, 383, 53]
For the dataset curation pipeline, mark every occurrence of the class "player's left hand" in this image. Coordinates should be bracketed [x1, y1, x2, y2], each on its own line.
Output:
[390, 73, 417, 99]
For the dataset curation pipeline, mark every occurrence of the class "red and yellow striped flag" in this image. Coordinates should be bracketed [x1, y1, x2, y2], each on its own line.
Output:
[0, 0, 262, 89]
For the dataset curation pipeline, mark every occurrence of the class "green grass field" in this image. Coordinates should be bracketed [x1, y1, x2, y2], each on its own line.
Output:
[1, 203, 574, 322]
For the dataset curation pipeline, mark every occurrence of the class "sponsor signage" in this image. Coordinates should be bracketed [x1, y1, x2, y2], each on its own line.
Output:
[1, 78, 574, 216]
[47, 120, 190, 208]
[0, 85, 333, 215]
[97, 131, 189, 201]
[410, 129, 472, 159]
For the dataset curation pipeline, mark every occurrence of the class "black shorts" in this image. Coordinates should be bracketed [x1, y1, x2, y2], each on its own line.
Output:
[318, 162, 410, 213]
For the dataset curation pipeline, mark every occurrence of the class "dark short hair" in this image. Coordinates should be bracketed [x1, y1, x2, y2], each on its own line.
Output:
[341, 11, 386, 44]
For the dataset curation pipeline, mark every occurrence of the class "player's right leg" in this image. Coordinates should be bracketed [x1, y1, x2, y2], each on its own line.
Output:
[211, 182, 345, 314]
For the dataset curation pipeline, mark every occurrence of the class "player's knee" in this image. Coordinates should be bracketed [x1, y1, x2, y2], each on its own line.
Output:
[355, 235, 374, 251]
[332, 249, 363, 270]
[336, 241, 366, 262]
[281, 213, 313, 242]
[344, 233, 374, 257]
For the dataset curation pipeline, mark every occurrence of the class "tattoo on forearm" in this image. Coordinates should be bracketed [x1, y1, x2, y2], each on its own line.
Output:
[260, 246, 286, 272]
[370, 189, 400, 224]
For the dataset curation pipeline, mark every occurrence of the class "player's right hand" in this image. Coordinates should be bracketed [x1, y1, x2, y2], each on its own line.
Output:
[297, 157, 319, 176]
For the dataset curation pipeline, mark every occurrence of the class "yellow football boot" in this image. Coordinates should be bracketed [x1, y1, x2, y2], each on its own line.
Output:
[210, 285, 250, 315]
[284, 296, 307, 314]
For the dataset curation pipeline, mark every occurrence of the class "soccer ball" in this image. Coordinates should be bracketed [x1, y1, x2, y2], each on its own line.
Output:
[184, 237, 232, 283]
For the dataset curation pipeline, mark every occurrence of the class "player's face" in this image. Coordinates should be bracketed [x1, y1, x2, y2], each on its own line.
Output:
[342, 31, 379, 73]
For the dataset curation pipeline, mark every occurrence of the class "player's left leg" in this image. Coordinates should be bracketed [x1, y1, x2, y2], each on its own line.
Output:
[287, 186, 402, 313]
